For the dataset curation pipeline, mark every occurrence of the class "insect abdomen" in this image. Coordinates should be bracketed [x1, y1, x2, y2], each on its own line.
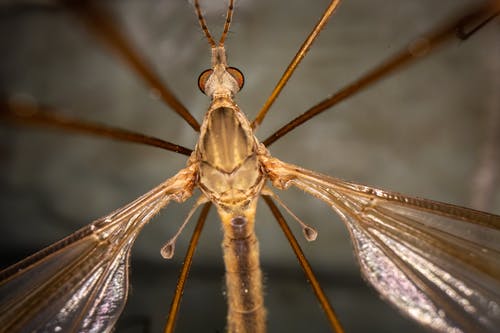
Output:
[222, 216, 266, 333]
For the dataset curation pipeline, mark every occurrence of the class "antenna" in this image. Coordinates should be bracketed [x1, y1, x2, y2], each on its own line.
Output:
[193, 0, 235, 47]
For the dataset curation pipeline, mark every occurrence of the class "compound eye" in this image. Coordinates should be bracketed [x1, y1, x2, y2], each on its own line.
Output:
[227, 67, 244, 90]
[197, 69, 213, 94]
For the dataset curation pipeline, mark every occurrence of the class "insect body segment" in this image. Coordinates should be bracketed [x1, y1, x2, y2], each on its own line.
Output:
[222, 215, 266, 333]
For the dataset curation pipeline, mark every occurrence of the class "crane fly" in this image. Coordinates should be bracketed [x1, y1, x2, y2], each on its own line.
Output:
[1, 0, 500, 332]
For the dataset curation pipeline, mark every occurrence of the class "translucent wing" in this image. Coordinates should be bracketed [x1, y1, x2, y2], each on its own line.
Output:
[264, 157, 500, 333]
[0, 167, 195, 333]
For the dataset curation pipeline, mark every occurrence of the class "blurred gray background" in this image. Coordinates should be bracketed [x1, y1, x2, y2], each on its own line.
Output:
[0, 0, 499, 332]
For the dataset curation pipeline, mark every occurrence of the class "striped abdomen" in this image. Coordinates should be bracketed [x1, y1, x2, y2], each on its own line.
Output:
[222, 215, 266, 333]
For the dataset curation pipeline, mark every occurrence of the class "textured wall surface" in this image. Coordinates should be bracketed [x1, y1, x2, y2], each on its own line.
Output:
[0, 0, 499, 332]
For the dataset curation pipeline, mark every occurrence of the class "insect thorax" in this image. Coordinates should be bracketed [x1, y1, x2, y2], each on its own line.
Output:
[195, 100, 264, 213]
